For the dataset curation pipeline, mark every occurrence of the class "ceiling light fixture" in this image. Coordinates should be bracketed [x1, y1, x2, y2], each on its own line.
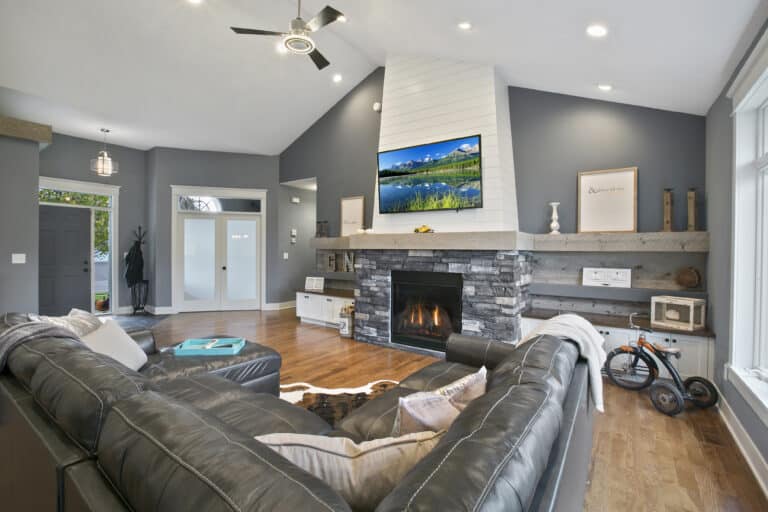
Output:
[586, 24, 608, 38]
[336, 15, 347, 23]
[276, 41, 288, 54]
[91, 128, 119, 177]
[597, 83, 613, 92]
[187, 0, 204, 5]
[458, 21, 472, 31]
[333, 73, 343, 83]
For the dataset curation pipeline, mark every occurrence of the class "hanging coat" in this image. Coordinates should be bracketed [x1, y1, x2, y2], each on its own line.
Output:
[124, 241, 144, 288]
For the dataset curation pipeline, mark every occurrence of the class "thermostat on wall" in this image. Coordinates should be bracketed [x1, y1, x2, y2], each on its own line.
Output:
[582, 267, 631, 288]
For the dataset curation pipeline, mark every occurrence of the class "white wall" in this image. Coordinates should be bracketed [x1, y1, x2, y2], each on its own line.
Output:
[372, 55, 519, 233]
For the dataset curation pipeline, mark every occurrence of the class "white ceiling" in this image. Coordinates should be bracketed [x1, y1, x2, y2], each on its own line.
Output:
[0, 0, 765, 154]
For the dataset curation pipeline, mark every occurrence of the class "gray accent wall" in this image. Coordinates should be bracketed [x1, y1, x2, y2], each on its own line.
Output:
[145, 148, 289, 307]
[706, 18, 768, 461]
[0, 136, 39, 313]
[509, 87, 706, 234]
[280, 67, 385, 236]
[277, 186, 316, 300]
[39, 134, 148, 309]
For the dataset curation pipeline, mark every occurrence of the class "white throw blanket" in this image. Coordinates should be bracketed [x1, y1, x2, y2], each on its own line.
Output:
[520, 314, 607, 412]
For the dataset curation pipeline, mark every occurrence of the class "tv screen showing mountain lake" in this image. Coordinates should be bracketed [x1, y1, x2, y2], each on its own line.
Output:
[377, 135, 482, 213]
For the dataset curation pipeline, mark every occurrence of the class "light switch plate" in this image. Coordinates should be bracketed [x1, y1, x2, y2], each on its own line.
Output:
[582, 267, 631, 288]
[283, 252, 289, 260]
[11, 253, 26, 264]
[291, 196, 301, 204]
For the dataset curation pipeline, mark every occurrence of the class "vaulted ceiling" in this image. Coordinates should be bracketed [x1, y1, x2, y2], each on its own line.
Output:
[0, 0, 765, 154]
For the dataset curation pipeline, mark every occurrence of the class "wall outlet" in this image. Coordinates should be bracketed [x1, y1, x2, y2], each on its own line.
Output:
[11, 253, 26, 264]
[582, 267, 631, 288]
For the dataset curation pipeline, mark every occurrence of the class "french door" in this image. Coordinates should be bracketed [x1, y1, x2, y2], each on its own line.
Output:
[179, 213, 261, 311]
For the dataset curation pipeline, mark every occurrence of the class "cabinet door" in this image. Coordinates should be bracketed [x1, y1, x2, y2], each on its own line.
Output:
[322, 296, 340, 325]
[667, 335, 709, 379]
[297, 293, 322, 320]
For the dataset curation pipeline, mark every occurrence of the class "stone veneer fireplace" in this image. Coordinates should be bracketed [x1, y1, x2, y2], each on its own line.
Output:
[354, 250, 532, 348]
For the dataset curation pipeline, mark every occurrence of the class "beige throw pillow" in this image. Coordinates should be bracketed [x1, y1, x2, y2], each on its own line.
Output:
[393, 366, 487, 436]
[81, 319, 148, 371]
[256, 430, 443, 511]
[30, 308, 103, 337]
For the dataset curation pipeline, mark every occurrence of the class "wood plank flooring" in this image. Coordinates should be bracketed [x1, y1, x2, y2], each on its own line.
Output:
[149, 310, 767, 511]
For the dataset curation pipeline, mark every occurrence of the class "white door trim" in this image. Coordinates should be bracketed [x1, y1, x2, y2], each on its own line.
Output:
[171, 185, 267, 312]
[39, 176, 120, 314]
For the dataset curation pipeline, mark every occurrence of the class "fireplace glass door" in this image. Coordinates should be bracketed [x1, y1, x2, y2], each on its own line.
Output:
[391, 271, 463, 351]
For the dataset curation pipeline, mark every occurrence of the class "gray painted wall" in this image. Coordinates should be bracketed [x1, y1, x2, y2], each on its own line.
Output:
[706, 18, 768, 461]
[280, 67, 385, 236]
[0, 136, 39, 313]
[277, 186, 316, 299]
[39, 134, 148, 309]
[509, 87, 706, 234]
[146, 147, 294, 306]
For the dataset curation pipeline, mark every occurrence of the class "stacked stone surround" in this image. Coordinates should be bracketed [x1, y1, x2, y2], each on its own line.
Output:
[354, 250, 533, 345]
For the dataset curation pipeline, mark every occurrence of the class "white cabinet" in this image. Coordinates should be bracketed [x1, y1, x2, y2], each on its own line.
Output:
[296, 292, 354, 327]
[521, 315, 715, 380]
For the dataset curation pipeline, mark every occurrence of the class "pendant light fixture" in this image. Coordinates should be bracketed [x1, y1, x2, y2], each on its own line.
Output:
[90, 128, 119, 177]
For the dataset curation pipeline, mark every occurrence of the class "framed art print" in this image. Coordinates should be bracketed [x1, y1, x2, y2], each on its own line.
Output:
[577, 167, 638, 233]
[340, 196, 365, 236]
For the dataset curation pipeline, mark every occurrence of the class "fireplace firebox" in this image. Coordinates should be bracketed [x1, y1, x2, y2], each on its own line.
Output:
[391, 271, 463, 351]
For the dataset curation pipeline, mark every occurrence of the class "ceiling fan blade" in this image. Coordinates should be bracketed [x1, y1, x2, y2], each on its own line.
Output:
[231, 27, 285, 36]
[308, 49, 330, 70]
[306, 6, 344, 32]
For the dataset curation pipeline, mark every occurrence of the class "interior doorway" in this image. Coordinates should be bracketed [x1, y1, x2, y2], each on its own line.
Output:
[172, 186, 267, 312]
[38, 177, 120, 315]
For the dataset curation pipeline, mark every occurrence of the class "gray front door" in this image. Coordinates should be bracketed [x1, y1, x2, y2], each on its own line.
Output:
[39, 205, 91, 315]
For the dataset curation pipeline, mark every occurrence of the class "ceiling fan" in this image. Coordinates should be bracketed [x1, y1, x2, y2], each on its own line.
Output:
[230, 0, 345, 70]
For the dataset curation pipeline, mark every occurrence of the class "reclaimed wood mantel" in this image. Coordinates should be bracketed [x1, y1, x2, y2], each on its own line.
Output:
[310, 231, 709, 253]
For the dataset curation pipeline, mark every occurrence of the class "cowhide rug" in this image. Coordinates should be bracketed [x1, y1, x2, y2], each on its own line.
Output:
[280, 380, 398, 426]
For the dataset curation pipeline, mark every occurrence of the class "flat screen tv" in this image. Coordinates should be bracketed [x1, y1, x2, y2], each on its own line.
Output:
[377, 135, 482, 214]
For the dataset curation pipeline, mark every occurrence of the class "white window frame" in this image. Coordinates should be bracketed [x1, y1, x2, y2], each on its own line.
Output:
[727, 29, 768, 427]
[38, 176, 121, 314]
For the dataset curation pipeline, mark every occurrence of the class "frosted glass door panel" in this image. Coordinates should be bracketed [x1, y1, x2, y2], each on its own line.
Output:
[183, 218, 216, 301]
[225, 218, 259, 302]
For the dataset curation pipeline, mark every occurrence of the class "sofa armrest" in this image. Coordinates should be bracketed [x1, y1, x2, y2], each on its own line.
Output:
[127, 329, 158, 355]
[446, 333, 517, 369]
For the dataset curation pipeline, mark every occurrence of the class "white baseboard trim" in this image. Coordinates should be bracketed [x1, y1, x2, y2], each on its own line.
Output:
[718, 395, 768, 500]
[262, 301, 296, 311]
[145, 305, 178, 315]
[114, 306, 133, 315]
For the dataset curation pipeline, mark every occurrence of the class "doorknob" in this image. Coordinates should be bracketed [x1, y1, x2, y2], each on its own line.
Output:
[222, 266, 227, 271]
[83, 268, 89, 273]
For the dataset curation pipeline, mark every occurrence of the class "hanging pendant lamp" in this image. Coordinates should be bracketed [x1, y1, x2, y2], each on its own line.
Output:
[90, 128, 119, 177]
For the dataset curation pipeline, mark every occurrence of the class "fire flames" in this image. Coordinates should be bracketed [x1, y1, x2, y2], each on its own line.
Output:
[397, 302, 453, 340]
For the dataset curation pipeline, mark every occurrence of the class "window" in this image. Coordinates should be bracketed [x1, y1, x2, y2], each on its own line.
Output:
[178, 195, 261, 213]
[756, 164, 768, 377]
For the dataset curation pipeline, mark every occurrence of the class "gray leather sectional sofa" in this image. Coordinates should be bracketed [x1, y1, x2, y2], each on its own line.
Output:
[0, 321, 593, 512]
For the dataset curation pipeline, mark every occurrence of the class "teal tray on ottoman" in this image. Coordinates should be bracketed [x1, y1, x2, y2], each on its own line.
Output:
[173, 337, 246, 356]
[136, 334, 282, 395]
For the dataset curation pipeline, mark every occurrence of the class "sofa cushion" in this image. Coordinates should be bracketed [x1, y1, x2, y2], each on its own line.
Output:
[337, 387, 417, 442]
[140, 340, 281, 384]
[6, 336, 154, 453]
[256, 431, 443, 512]
[98, 392, 352, 512]
[398, 361, 477, 391]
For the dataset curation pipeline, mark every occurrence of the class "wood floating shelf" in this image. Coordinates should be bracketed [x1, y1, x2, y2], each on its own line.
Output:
[309, 271, 356, 281]
[311, 231, 709, 253]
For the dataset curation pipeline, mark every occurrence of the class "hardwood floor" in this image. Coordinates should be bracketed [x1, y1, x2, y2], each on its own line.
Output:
[149, 310, 767, 511]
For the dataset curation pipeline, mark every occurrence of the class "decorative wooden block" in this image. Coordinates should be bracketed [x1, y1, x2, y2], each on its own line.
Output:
[663, 189, 673, 232]
[687, 189, 696, 232]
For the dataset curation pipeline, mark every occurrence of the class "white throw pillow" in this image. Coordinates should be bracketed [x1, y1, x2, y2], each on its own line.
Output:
[393, 366, 487, 436]
[81, 319, 148, 371]
[256, 430, 443, 511]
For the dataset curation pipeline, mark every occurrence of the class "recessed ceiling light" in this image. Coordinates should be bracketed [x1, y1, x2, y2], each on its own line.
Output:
[275, 41, 288, 54]
[333, 74, 343, 83]
[457, 21, 472, 31]
[187, 0, 204, 5]
[337, 15, 347, 23]
[597, 83, 613, 92]
[586, 24, 608, 38]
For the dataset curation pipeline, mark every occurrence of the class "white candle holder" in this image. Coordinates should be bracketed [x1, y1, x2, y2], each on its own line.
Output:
[549, 202, 561, 235]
